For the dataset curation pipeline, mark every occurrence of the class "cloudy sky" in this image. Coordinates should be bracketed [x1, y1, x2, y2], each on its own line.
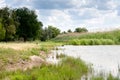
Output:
[0, 0, 120, 31]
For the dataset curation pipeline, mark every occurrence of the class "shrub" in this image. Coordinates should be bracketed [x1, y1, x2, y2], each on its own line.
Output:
[68, 39, 115, 45]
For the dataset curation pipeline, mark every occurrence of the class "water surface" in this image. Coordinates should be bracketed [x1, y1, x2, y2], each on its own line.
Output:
[55, 45, 120, 76]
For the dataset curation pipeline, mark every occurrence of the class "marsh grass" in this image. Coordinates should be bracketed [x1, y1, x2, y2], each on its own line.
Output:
[68, 39, 115, 45]
[91, 73, 119, 80]
[39, 41, 63, 53]
[56, 53, 66, 59]
[52, 30, 120, 44]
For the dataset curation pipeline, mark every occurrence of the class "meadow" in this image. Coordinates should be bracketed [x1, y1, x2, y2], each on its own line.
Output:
[52, 30, 120, 45]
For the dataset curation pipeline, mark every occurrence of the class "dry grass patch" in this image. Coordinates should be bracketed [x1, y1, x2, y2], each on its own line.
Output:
[0, 42, 39, 50]
[0, 41, 62, 72]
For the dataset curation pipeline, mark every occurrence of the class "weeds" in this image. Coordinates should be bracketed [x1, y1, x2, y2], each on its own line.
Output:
[90, 74, 120, 80]
[0, 57, 88, 80]
[68, 39, 115, 45]
[52, 30, 120, 44]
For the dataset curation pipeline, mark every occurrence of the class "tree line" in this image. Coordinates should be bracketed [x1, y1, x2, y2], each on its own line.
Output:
[62, 27, 88, 34]
[0, 7, 61, 41]
[0, 7, 88, 42]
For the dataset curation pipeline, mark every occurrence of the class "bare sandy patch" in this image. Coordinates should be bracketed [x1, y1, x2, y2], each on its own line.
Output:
[6, 55, 46, 71]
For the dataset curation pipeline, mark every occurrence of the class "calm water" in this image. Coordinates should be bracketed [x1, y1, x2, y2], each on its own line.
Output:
[50, 45, 120, 76]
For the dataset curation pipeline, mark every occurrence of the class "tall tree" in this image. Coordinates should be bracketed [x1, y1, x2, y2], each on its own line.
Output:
[41, 26, 60, 41]
[15, 7, 43, 41]
[74, 27, 88, 33]
[67, 29, 72, 33]
[48, 26, 60, 39]
[0, 7, 16, 41]
[0, 18, 5, 40]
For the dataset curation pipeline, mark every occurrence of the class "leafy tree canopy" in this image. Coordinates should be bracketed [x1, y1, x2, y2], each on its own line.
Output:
[74, 27, 88, 33]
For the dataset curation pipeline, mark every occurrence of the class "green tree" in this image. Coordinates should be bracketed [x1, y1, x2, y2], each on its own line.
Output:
[6, 25, 16, 40]
[0, 7, 17, 41]
[0, 19, 5, 40]
[67, 29, 72, 33]
[41, 27, 49, 41]
[41, 26, 60, 41]
[48, 26, 60, 38]
[74, 27, 88, 33]
[62, 31, 67, 34]
[15, 7, 43, 41]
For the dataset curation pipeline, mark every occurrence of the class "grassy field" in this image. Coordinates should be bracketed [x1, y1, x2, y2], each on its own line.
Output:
[52, 30, 120, 45]
[0, 57, 88, 80]
[0, 41, 90, 80]
[68, 39, 115, 45]
[0, 41, 63, 71]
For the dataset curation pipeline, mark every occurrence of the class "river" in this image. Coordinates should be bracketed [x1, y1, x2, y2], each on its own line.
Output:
[48, 45, 120, 77]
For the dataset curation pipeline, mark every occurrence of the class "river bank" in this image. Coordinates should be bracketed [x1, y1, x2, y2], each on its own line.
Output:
[0, 41, 89, 80]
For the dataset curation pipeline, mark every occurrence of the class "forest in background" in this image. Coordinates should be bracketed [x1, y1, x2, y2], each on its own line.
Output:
[0, 7, 61, 41]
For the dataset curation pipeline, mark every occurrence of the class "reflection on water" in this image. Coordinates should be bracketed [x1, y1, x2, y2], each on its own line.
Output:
[52, 45, 120, 77]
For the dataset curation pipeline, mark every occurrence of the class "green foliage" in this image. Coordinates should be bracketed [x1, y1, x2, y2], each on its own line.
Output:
[107, 74, 119, 80]
[6, 25, 16, 40]
[74, 27, 88, 33]
[56, 53, 66, 59]
[40, 46, 48, 53]
[91, 76, 104, 80]
[53, 30, 120, 44]
[41, 26, 60, 41]
[0, 7, 44, 41]
[68, 39, 115, 45]
[0, 19, 5, 40]
[0, 7, 21, 41]
[91, 74, 120, 80]
[0, 57, 88, 80]
[67, 29, 72, 33]
[15, 7, 43, 41]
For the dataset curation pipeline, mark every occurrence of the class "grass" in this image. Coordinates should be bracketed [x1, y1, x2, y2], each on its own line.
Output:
[38, 41, 63, 53]
[0, 57, 88, 80]
[90, 73, 119, 80]
[0, 41, 62, 71]
[56, 53, 66, 59]
[52, 30, 120, 45]
[0, 41, 119, 80]
[68, 39, 115, 45]
[0, 41, 89, 80]
[0, 42, 39, 50]
[0, 45, 40, 71]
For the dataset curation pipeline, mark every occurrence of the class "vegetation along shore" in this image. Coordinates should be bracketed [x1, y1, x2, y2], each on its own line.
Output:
[0, 6, 120, 80]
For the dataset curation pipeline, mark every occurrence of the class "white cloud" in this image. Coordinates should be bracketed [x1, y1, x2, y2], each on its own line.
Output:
[26, 0, 31, 2]
[78, 8, 101, 18]
[70, 0, 88, 8]
[45, 10, 73, 31]
[37, 6, 120, 31]
[107, 0, 118, 10]
[0, 0, 6, 8]
[1, 0, 120, 32]
[84, 9, 120, 31]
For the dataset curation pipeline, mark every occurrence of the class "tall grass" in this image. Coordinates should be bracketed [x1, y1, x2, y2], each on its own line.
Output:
[52, 30, 120, 44]
[91, 73, 119, 80]
[0, 57, 88, 80]
[68, 39, 115, 45]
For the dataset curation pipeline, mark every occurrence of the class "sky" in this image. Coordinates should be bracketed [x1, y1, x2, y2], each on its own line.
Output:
[0, 0, 120, 32]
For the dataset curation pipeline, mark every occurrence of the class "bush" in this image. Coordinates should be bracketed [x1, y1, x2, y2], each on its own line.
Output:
[52, 30, 120, 44]
[68, 39, 115, 45]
